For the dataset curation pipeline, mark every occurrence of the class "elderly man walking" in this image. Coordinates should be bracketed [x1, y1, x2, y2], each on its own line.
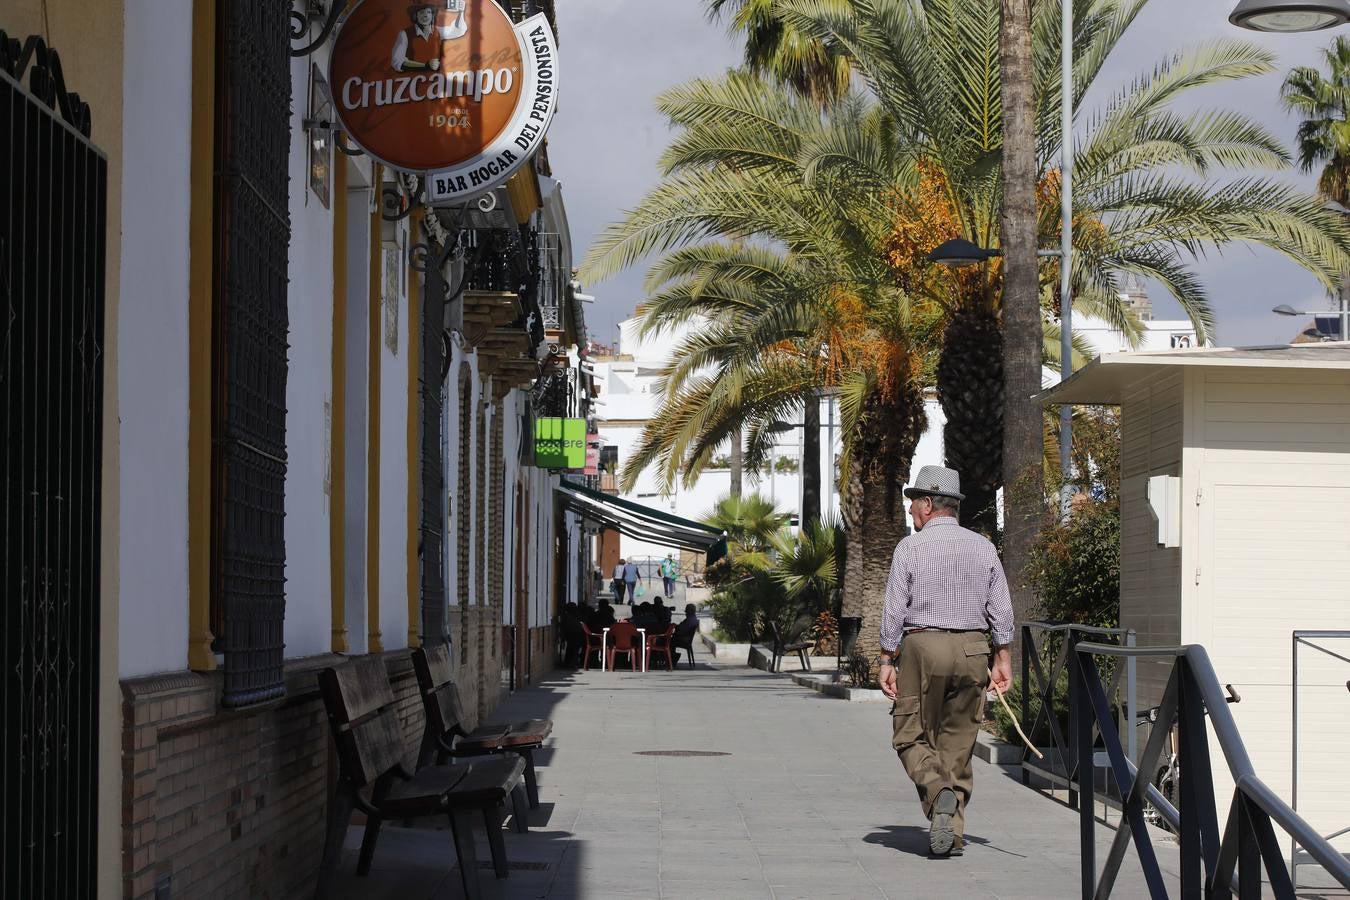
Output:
[878, 465, 1014, 857]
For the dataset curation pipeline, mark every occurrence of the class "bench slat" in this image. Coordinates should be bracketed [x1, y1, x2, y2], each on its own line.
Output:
[320, 658, 411, 786]
[326, 656, 396, 724]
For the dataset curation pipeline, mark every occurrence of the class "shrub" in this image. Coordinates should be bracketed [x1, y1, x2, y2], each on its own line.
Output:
[810, 609, 838, 656]
[846, 650, 878, 689]
[1027, 408, 1122, 629]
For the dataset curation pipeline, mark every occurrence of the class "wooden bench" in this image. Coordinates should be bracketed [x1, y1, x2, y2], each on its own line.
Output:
[769, 621, 813, 673]
[315, 656, 526, 900]
[412, 644, 553, 810]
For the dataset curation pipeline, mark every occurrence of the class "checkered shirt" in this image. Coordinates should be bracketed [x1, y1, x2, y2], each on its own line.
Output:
[879, 517, 1014, 653]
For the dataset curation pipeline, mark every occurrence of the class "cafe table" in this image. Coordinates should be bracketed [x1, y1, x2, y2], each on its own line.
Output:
[600, 626, 646, 672]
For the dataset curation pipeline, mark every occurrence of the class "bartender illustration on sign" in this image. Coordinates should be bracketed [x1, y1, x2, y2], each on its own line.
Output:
[392, 1, 467, 73]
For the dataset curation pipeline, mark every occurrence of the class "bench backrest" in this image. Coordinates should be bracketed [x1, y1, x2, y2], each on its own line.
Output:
[768, 621, 785, 649]
[411, 643, 469, 738]
[318, 656, 408, 787]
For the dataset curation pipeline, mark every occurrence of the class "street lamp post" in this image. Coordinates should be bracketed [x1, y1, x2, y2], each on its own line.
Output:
[1058, 0, 1075, 514]
[1273, 302, 1350, 340]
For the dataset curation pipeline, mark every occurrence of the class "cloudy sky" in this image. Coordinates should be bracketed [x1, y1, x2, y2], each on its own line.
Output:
[546, 0, 1343, 349]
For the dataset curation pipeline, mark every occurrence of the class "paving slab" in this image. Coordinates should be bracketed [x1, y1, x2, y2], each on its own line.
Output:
[328, 657, 1189, 899]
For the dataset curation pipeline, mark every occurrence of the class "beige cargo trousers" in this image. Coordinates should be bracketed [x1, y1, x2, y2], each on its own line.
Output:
[890, 630, 991, 843]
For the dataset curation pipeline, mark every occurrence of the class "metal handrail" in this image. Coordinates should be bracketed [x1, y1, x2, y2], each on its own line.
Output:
[1019, 622, 1137, 809]
[1070, 641, 1350, 899]
[1291, 630, 1350, 890]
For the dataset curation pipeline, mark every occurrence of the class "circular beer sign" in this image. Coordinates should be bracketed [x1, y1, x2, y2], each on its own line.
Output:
[329, 0, 559, 201]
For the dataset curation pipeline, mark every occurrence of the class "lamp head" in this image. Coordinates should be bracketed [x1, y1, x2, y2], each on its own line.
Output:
[1272, 304, 1302, 316]
[1229, 0, 1350, 32]
[927, 238, 999, 267]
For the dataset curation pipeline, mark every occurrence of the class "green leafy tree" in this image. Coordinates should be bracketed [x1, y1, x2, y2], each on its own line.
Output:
[1283, 35, 1350, 206]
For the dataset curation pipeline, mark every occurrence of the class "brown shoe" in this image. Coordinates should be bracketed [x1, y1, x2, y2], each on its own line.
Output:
[929, 788, 958, 856]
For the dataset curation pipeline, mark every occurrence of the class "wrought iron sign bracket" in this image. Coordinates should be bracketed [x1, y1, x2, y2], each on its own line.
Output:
[290, 0, 342, 58]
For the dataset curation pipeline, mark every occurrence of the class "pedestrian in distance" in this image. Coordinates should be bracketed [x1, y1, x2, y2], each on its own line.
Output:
[878, 465, 1013, 858]
[660, 553, 678, 599]
[611, 558, 627, 604]
[623, 557, 640, 604]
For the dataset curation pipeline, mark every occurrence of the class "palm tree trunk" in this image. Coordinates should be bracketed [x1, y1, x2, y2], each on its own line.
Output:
[999, 0, 1047, 660]
[801, 394, 821, 530]
[729, 428, 743, 497]
[840, 382, 925, 680]
[841, 467, 907, 680]
[937, 305, 1003, 537]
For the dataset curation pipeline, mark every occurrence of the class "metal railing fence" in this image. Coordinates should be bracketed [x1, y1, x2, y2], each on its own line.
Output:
[1290, 630, 1350, 890]
[1070, 641, 1350, 899]
[1019, 622, 1137, 809]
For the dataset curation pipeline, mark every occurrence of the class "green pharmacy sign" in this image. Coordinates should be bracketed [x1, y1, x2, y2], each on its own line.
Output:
[534, 417, 587, 469]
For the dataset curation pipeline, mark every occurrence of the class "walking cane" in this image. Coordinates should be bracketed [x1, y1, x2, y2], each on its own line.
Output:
[988, 669, 1044, 760]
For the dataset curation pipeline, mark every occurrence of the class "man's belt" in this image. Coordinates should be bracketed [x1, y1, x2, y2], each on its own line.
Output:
[903, 626, 988, 636]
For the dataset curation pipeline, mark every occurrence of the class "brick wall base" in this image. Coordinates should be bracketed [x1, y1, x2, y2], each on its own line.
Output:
[121, 623, 554, 899]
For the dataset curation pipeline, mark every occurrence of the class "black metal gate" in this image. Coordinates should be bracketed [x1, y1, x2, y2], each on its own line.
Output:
[213, 0, 292, 707]
[1, 33, 106, 898]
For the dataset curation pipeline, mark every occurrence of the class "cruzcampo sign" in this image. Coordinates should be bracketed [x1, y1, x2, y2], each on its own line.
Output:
[534, 417, 586, 469]
[329, 0, 559, 203]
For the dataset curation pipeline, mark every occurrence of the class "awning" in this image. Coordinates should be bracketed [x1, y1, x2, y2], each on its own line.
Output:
[556, 480, 728, 565]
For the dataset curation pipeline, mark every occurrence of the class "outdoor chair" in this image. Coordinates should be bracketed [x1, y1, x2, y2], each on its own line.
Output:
[607, 621, 642, 671]
[671, 624, 697, 670]
[315, 655, 526, 900]
[411, 643, 552, 809]
[646, 624, 676, 671]
[769, 622, 813, 673]
[581, 623, 605, 670]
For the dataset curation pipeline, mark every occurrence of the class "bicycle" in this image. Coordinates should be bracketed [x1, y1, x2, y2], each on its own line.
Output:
[1136, 682, 1240, 831]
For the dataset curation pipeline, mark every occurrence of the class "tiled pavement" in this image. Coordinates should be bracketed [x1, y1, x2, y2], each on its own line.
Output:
[330, 657, 1186, 899]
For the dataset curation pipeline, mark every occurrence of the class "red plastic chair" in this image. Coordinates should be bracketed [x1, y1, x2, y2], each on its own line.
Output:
[646, 625, 676, 671]
[581, 624, 606, 671]
[607, 621, 642, 671]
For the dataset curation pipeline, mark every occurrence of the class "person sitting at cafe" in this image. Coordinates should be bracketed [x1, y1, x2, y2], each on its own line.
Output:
[560, 602, 586, 667]
[671, 603, 700, 667]
[630, 601, 656, 630]
[595, 601, 617, 629]
[653, 597, 673, 627]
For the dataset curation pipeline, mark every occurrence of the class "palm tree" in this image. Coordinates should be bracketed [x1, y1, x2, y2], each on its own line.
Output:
[1283, 35, 1350, 206]
[582, 77, 937, 653]
[705, 492, 788, 559]
[706, 0, 851, 104]
[780, 0, 1350, 538]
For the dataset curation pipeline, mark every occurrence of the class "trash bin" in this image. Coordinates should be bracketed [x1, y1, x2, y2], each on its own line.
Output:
[838, 616, 863, 660]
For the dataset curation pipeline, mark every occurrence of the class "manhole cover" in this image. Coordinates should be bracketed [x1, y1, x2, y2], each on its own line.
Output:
[632, 750, 731, 757]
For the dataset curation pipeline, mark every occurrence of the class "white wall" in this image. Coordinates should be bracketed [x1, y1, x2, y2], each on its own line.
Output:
[117, 0, 193, 678]
[377, 216, 410, 651]
[501, 389, 520, 624]
[467, 353, 483, 604]
[342, 174, 372, 654]
[445, 342, 465, 610]
[282, 51, 337, 660]
[1188, 367, 1350, 850]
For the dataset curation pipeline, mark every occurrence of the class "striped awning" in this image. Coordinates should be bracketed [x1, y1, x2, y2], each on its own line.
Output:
[556, 480, 727, 565]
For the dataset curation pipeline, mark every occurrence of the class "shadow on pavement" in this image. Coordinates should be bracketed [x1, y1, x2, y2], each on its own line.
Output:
[863, 825, 1027, 860]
